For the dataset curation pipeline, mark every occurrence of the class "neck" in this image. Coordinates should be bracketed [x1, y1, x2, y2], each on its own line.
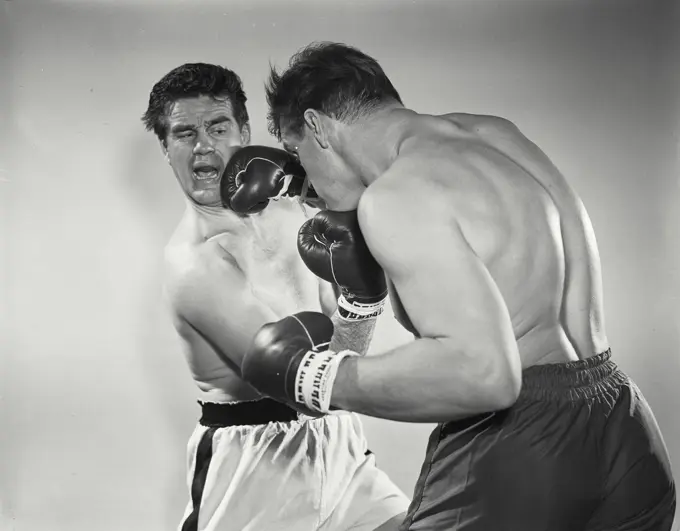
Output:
[185, 196, 307, 242]
[187, 199, 234, 222]
[337, 106, 415, 185]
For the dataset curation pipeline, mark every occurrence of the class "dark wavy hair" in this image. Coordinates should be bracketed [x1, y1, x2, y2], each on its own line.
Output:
[142, 63, 249, 142]
[265, 42, 402, 140]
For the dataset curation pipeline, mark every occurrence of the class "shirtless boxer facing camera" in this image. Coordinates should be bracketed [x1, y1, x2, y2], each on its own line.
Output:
[141, 63, 408, 531]
[238, 44, 677, 530]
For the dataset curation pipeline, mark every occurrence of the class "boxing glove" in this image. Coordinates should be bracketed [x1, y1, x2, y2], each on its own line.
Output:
[298, 209, 388, 320]
[241, 312, 358, 415]
[221, 145, 319, 214]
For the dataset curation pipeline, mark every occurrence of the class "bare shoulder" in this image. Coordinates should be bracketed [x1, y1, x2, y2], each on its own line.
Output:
[362, 132, 498, 215]
[357, 157, 461, 271]
[360, 135, 516, 267]
[359, 158, 448, 225]
[163, 236, 241, 321]
[438, 112, 519, 135]
[359, 113, 552, 249]
[358, 142, 470, 236]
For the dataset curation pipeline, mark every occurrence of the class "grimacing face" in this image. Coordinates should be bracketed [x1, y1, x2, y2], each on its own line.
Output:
[162, 95, 249, 206]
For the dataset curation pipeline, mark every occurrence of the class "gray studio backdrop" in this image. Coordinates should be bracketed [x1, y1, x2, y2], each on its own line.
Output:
[1, 0, 678, 530]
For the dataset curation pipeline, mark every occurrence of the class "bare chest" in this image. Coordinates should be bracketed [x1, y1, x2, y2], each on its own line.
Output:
[230, 238, 321, 316]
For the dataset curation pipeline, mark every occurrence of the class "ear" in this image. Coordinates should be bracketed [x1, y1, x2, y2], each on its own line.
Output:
[158, 138, 170, 165]
[240, 122, 251, 145]
[303, 109, 329, 149]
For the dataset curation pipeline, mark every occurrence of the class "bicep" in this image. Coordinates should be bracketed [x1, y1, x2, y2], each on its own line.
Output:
[359, 186, 518, 359]
[170, 262, 279, 369]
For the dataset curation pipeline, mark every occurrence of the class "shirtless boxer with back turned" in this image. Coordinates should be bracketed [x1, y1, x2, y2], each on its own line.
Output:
[141, 62, 408, 531]
[237, 43, 676, 530]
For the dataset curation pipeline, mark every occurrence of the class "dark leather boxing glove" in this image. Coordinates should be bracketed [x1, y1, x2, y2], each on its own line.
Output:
[298, 209, 388, 321]
[220, 145, 319, 214]
[241, 312, 358, 415]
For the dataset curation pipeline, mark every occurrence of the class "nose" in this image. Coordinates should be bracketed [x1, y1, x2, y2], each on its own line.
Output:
[193, 129, 215, 155]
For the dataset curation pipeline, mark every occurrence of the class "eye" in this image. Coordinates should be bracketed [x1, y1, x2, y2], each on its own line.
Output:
[177, 131, 195, 139]
[210, 123, 231, 136]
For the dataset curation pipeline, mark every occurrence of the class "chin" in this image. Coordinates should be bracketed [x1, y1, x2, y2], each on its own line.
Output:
[191, 189, 222, 207]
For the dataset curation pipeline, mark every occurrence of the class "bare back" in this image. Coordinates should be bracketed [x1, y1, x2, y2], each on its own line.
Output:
[389, 113, 608, 368]
[163, 199, 330, 402]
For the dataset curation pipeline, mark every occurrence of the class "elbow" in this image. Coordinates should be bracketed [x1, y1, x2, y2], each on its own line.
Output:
[487, 372, 521, 410]
[483, 360, 522, 410]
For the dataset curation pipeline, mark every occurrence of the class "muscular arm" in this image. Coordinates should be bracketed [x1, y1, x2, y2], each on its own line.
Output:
[330, 173, 522, 423]
[166, 245, 278, 371]
[329, 312, 379, 357]
[318, 266, 379, 357]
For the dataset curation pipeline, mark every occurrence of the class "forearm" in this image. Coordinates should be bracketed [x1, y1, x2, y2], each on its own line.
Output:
[330, 337, 517, 423]
[329, 311, 378, 356]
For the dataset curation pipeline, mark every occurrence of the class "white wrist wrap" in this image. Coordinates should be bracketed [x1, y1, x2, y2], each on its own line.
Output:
[337, 294, 386, 321]
[294, 349, 359, 413]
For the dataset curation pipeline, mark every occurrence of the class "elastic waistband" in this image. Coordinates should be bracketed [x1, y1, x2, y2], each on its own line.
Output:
[519, 349, 627, 401]
[198, 398, 300, 427]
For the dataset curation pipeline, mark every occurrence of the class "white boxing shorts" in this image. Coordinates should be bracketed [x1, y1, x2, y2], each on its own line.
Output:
[178, 399, 409, 531]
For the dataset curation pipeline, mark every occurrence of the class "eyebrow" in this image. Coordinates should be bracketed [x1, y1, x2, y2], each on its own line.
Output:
[170, 123, 195, 135]
[206, 115, 232, 127]
[169, 115, 233, 135]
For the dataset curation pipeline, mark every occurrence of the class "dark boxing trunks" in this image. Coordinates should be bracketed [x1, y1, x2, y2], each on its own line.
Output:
[401, 350, 676, 531]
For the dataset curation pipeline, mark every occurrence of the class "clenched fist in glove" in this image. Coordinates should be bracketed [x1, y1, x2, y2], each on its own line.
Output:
[220, 145, 319, 214]
[298, 209, 388, 321]
[241, 312, 359, 415]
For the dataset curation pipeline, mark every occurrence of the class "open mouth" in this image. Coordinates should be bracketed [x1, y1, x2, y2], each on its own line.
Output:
[192, 163, 220, 181]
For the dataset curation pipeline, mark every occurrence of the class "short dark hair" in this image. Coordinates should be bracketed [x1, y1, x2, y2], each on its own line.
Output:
[265, 42, 403, 140]
[142, 63, 249, 142]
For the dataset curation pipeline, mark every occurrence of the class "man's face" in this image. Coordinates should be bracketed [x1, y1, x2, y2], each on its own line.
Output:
[281, 122, 362, 211]
[163, 95, 249, 207]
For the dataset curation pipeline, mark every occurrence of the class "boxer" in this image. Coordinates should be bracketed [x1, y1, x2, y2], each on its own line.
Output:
[141, 62, 408, 531]
[240, 43, 677, 530]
